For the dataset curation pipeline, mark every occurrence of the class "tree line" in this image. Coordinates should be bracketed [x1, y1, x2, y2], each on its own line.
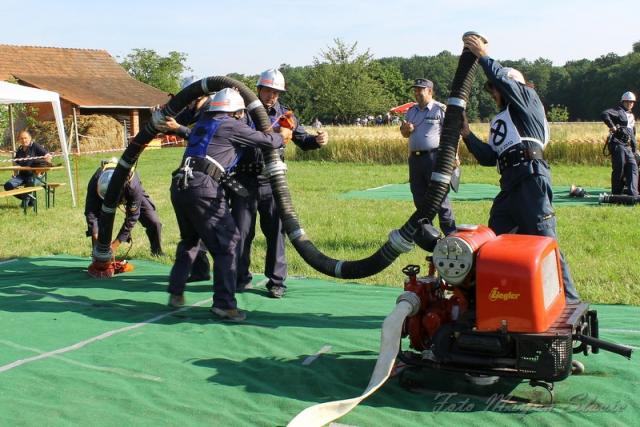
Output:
[120, 39, 640, 124]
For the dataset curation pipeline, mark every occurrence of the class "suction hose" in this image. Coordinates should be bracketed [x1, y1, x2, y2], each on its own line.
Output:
[93, 77, 270, 264]
[598, 193, 640, 205]
[261, 32, 482, 279]
[288, 292, 420, 427]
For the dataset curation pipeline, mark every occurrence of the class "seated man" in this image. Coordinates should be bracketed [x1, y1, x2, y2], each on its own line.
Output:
[85, 159, 163, 256]
[3, 130, 52, 207]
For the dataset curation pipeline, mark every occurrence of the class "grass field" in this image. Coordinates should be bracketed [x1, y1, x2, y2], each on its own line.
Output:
[0, 142, 638, 305]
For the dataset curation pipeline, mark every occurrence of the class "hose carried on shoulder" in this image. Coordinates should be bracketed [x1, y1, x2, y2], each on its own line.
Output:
[92, 77, 270, 270]
[94, 32, 483, 281]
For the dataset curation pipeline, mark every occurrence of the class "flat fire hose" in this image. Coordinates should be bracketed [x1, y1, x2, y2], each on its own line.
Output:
[288, 298, 416, 427]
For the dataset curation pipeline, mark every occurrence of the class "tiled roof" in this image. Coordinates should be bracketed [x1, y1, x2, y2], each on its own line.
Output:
[0, 44, 169, 107]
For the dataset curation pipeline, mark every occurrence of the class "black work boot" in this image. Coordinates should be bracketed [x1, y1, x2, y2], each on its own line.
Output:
[267, 284, 286, 299]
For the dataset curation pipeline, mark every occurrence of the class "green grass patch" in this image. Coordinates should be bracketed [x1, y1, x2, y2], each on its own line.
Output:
[0, 148, 637, 305]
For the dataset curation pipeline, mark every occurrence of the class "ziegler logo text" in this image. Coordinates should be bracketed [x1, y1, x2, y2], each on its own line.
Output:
[489, 288, 520, 301]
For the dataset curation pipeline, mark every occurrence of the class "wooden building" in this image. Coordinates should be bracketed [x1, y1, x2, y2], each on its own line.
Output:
[0, 44, 169, 137]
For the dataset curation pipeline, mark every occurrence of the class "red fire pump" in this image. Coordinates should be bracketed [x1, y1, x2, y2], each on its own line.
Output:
[399, 224, 632, 390]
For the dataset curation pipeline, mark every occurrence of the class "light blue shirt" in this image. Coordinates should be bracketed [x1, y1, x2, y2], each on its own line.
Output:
[405, 100, 445, 151]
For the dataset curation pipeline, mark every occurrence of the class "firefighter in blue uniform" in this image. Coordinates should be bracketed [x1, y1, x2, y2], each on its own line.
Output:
[230, 69, 328, 298]
[165, 78, 213, 283]
[165, 88, 288, 321]
[460, 34, 580, 303]
[601, 91, 638, 196]
[85, 159, 163, 256]
[3, 130, 52, 208]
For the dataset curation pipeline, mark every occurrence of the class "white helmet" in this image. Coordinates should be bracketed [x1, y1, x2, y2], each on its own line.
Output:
[97, 169, 115, 200]
[256, 68, 286, 92]
[621, 91, 637, 102]
[502, 67, 526, 85]
[205, 88, 245, 113]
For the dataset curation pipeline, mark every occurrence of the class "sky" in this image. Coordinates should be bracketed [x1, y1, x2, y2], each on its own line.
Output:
[3, 0, 640, 79]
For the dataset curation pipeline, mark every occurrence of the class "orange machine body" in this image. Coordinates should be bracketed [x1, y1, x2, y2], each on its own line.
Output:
[476, 234, 565, 333]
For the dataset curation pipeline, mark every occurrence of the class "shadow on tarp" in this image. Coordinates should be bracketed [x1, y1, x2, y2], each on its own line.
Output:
[196, 351, 633, 421]
[0, 256, 385, 330]
[194, 351, 550, 412]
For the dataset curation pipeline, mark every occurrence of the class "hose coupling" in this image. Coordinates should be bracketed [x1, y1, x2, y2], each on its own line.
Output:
[262, 159, 288, 178]
[396, 291, 421, 316]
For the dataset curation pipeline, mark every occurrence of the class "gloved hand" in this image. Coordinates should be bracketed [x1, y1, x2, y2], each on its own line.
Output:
[276, 127, 293, 145]
[151, 109, 170, 132]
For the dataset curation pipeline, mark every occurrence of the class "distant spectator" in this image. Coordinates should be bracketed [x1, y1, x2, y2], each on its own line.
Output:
[400, 78, 456, 235]
[312, 117, 322, 129]
[3, 130, 52, 208]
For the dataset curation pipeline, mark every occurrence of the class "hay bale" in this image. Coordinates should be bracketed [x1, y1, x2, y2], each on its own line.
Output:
[29, 115, 125, 154]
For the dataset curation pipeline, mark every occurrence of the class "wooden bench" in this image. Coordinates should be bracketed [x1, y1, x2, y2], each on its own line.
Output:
[45, 182, 65, 208]
[0, 186, 44, 214]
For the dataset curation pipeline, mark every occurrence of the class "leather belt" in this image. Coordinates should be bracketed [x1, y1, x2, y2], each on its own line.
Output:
[184, 157, 225, 181]
[173, 157, 248, 197]
[497, 145, 543, 174]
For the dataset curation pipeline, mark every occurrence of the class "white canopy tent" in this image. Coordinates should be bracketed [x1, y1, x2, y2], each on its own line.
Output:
[0, 81, 76, 206]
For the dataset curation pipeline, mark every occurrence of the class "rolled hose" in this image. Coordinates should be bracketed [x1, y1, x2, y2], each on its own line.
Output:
[261, 39, 480, 279]
[93, 76, 270, 263]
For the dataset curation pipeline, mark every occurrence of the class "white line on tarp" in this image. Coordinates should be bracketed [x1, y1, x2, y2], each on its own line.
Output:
[302, 345, 332, 366]
[0, 297, 212, 374]
[0, 259, 17, 265]
[0, 339, 162, 381]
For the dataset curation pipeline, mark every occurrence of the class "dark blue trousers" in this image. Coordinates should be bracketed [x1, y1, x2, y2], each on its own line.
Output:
[609, 142, 639, 196]
[409, 151, 456, 235]
[168, 175, 239, 309]
[138, 195, 163, 255]
[230, 175, 287, 289]
[488, 174, 580, 302]
[4, 174, 42, 201]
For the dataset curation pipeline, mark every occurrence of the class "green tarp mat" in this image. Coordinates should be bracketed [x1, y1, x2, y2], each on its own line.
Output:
[340, 183, 609, 205]
[0, 256, 638, 426]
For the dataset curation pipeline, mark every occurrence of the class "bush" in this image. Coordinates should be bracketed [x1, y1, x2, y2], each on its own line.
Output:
[547, 104, 570, 122]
